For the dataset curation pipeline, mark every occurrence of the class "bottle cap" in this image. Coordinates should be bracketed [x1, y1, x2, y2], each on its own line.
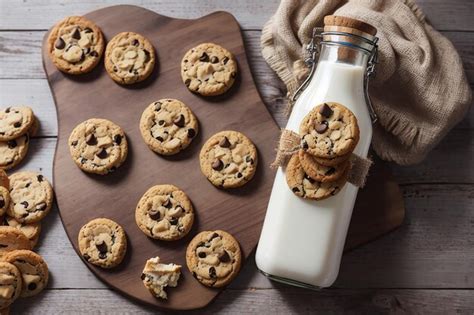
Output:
[324, 15, 377, 36]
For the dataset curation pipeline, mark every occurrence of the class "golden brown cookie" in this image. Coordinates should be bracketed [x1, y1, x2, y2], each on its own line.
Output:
[0, 107, 34, 141]
[298, 150, 350, 182]
[141, 256, 181, 300]
[186, 230, 241, 288]
[4, 216, 41, 249]
[4, 250, 48, 297]
[0, 226, 32, 257]
[181, 43, 237, 96]
[0, 261, 22, 309]
[286, 154, 348, 200]
[47, 16, 104, 74]
[0, 134, 29, 171]
[104, 32, 155, 85]
[300, 102, 359, 159]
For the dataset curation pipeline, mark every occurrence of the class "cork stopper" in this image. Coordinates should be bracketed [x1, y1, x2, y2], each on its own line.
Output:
[324, 15, 377, 36]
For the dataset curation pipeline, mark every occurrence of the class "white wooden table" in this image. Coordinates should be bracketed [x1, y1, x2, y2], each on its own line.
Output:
[0, 1, 473, 313]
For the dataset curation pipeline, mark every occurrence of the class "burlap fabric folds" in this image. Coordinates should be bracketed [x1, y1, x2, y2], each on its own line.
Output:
[261, 0, 472, 165]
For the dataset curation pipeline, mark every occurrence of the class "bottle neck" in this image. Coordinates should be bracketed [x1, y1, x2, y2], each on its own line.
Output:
[317, 43, 369, 69]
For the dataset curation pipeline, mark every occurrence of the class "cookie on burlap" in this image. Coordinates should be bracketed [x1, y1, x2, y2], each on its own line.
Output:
[141, 256, 181, 300]
[7, 172, 53, 224]
[298, 150, 350, 182]
[199, 130, 257, 189]
[135, 184, 194, 241]
[0, 107, 34, 141]
[139, 99, 199, 155]
[68, 118, 128, 175]
[4, 250, 48, 297]
[47, 16, 104, 74]
[186, 230, 242, 288]
[286, 154, 348, 200]
[104, 32, 155, 85]
[78, 218, 127, 269]
[300, 102, 359, 159]
[181, 43, 237, 96]
[0, 261, 22, 309]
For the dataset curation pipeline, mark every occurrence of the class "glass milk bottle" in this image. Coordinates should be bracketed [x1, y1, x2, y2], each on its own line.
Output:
[256, 16, 378, 288]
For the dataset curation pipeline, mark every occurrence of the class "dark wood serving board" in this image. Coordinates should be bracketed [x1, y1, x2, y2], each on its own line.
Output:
[42, 5, 405, 310]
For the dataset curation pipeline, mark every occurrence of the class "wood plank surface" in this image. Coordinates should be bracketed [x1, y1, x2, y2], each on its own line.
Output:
[0, 0, 473, 312]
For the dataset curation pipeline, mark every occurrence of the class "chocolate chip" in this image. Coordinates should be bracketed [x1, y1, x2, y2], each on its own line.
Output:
[14, 122, 21, 128]
[20, 201, 29, 208]
[198, 252, 206, 258]
[96, 148, 108, 159]
[209, 232, 220, 240]
[210, 56, 219, 63]
[90, 50, 99, 57]
[187, 128, 196, 138]
[301, 140, 308, 150]
[28, 283, 37, 291]
[305, 174, 315, 184]
[163, 198, 172, 209]
[99, 252, 107, 259]
[36, 202, 47, 211]
[72, 28, 81, 40]
[55, 38, 65, 49]
[148, 209, 161, 220]
[83, 47, 90, 55]
[80, 158, 87, 164]
[173, 114, 185, 127]
[141, 273, 146, 280]
[85, 134, 97, 146]
[113, 66, 118, 72]
[199, 52, 209, 62]
[292, 187, 300, 193]
[185, 78, 191, 87]
[114, 134, 122, 145]
[315, 122, 328, 134]
[325, 167, 336, 176]
[219, 251, 231, 263]
[84, 27, 93, 33]
[7, 140, 17, 149]
[0, 198, 4, 208]
[209, 267, 217, 278]
[158, 120, 165, 126]
[236, 172, 243, 178]
[83, 254, 90, 261]
[223, 56, 229, 64]
[0, 244, 7, 248]
[71, 140, 78, 147]
[212, 159, 223, 171]
[245, 156, 254, 165]
[319, 103, 333, 118]
[96, 240, 108, 253]
[144, 50, 150, 63]
[25, 182, 31, 188]
[169, 217, 178, 225]
[132, 39, 139, 46]
[154, 102, 162, 111]
[219, 136, 231, 148]
[156, 136, 164, 142]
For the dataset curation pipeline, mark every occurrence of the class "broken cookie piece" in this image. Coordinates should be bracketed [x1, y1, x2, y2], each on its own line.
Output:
[141, 256, 181, 299]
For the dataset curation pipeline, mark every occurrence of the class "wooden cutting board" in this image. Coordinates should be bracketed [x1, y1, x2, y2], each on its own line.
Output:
[42, 5, 404, 310]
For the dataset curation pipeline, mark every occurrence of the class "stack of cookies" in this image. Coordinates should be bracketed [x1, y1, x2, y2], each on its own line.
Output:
[0, 169, 53, 312]
[286, 102, 359, 200]
[0, 106, 39, 171]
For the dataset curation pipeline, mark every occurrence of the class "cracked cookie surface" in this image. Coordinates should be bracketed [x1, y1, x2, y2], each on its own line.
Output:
[4, 250, 48, 297]
[0, 261, 22, 309]
[298, 150, 350, 182]
[286, 154, 348, 200]
[0, 226, 32, 257]
[139, 99, 198, 155]
[105, 32, 155, 85]
[0, 134, 29, 171]
[4, 216, 41, 249]
[141, 256, 181, 300]
[0, 106, 34, 141]
[300, 102, 359, 159]
[199, 130, 257, 189]
[68, 118, 128, 175]
[135, 185, 194, 241]
[7, 172, 53, 224]
[47, 16, 104, 74]
[78, 218, 127, 269]
[181, 43, 237, 96]
[186, 230, 241, 288]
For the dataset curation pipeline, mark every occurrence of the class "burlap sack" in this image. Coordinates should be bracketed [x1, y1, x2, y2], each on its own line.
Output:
[261, 0, 472, 165]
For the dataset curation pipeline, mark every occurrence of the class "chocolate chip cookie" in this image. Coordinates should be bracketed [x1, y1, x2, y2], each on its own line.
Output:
[312, 152, 352, 167]
[105, 32, 155, 85]
[0, 107, 34, 141]
[0, 134, 29, 171]
[0, 226, 32, 257]
[0, 261, 22, 309]
[4, 217, 41, 249]
[181, 43, 237, 96]
[135, 185, 194, 241]
[68, 118, 128, 175]
[300, 102, 359, 159]
[4, 250, 49, 297]
[298, 150, 351, 182]
[200, 131, 257, 189]
[7, 172, 53, 224]
[78, 218, 127, 269]
[139, 99, 199, 155]
[286, 154, 348, 200]
[141, 256, 181, 300]
[47, 16, 104, 75]
[186, 230, 241, 288]
[0, 187, 9, 217]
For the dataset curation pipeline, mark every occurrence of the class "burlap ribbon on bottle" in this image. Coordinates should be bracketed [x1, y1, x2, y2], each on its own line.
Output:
[272, 129, 372, 187]
[261, 0, 472, 165]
